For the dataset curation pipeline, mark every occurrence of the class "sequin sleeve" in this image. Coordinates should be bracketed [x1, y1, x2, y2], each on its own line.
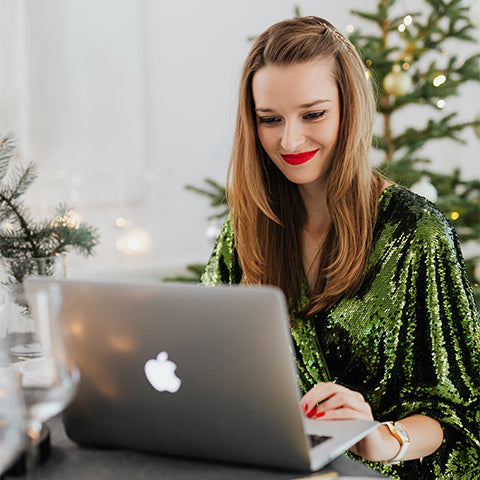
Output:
[201, 215, 242, 285]
[378, 195, 480, 479]
[291, 186, 480, 479]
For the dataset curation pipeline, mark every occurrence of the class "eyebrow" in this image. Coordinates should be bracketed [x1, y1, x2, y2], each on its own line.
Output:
[255, 99, 331, 113]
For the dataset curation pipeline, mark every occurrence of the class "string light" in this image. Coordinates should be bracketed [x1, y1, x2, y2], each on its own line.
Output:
[398, 23, 406, 32]
[346, 24, 355, 33]
[437, 99, 446, 109]
[449, 211, 460, 220]
[116, 227, 152, 255]
[366, 59, 373, 67]
[115, 217, 128, 228]
[403, 56, 412, 71]
[403, 15, 413, 25]
[433, 74, 447, 87]
[51, 210, 82, 229]
[68, 210, 82, 228]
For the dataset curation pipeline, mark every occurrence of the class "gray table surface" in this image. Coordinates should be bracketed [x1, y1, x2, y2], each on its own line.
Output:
[6, 417, 390, 479]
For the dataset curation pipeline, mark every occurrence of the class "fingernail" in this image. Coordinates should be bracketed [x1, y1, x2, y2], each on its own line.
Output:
[316, 411, 325, 418]
[302, 403, 308, 413]
[307, 407, 318, 418]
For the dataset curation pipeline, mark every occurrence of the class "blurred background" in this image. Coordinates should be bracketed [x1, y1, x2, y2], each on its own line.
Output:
[0, 0, 479, 281]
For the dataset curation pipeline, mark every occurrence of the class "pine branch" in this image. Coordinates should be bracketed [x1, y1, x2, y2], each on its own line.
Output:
[0, 131, 99, 262]
[384, 52, 480, 113]
[6, 162, 38, 201]
[391, 115, 477, 153]
[0, 132, 15, 182]
[0, 192, 41, 256]
[350, 10, 385, 25]
[377, 154, 431, 186]
[185, 178, 228, 219]
[162, 263, 204, 283]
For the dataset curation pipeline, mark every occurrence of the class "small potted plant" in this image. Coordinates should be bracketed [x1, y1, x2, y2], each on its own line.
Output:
[0, 131, 99, 357]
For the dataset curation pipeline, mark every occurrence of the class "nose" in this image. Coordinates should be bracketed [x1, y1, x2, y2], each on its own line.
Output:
[280, 120, 305, 152]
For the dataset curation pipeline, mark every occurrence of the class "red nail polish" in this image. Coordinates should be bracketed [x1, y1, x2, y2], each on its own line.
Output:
[307, 407, 318, 418]
[316, 411, 325, 418]
[303, 403, 308, 413]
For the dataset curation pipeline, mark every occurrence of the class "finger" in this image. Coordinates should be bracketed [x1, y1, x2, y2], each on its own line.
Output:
[306, 406, 318, 418]
[315, 392, 372, 417]
[301, 382, 336, 411]
[314, 407, 366, 421]
[301, 382, 351, 413]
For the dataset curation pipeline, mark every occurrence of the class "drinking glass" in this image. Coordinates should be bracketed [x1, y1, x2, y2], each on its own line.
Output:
[12, 280, 79, 479]
[1, 256, 66, 359]
[0, 339, 25, 476]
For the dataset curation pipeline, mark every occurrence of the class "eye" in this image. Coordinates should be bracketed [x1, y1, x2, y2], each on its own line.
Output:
[303, 111, 327, 121]
[258, 116, 282, 125]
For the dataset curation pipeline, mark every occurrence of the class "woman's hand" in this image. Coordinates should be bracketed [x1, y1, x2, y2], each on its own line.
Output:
[302, 382, 374, 421]
[301, 382, 400, 462]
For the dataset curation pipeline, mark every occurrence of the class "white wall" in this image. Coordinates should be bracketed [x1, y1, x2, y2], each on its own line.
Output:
[0, 0, 479, 279]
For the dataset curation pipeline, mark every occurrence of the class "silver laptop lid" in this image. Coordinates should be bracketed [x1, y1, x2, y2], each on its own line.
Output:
[25, 279, 313, 471]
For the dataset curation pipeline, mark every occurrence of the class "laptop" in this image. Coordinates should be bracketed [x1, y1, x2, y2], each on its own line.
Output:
[24, 278, 378, 472]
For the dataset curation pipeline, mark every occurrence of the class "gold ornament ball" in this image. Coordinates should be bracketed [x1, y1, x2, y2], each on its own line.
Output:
[383, 70, 413, 96]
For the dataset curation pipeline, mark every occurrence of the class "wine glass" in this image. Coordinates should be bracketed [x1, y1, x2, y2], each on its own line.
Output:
[0, 339, 25, 476]
[13, 279, 79, 479]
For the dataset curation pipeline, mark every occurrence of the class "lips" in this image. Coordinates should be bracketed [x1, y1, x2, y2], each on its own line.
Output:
[281, 149, 319, 165]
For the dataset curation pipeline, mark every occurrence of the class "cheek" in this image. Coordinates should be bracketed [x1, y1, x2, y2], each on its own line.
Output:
[329, 117, 341, 144]
[327, 127, 339, 147]
[314, 121, 339, 148]
[257, 127, 275, 153]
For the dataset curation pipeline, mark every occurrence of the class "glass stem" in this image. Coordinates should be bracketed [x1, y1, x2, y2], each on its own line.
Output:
[26, 420, 42, 480]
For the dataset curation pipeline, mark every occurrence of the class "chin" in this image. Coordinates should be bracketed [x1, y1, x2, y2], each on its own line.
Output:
[273, 159, 331, 187]
[283, 170, 330, 187]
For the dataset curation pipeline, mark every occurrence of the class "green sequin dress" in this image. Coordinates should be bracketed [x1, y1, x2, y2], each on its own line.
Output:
[201, 185, 480, 479]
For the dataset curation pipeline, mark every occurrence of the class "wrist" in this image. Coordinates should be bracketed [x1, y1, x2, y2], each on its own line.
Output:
[381, 421, 411, 464]
[352, 424, 401, 462]
[379, 424, 403, 461]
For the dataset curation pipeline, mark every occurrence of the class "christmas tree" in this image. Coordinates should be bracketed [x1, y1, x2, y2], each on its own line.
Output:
[176, 0, 480, 304]
[347, 0, 480, 301]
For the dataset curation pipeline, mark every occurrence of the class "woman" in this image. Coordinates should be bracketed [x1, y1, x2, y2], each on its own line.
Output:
[202, 16, 480, 479]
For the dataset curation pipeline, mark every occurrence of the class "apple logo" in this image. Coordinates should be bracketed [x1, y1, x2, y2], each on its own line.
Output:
[144, 351, 182, 393]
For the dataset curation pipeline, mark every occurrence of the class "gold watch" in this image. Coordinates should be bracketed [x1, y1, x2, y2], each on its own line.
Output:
[381, 421, 410, 464]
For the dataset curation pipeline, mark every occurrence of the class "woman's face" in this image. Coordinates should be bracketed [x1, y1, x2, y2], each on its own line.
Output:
[252, 57, 340, 188]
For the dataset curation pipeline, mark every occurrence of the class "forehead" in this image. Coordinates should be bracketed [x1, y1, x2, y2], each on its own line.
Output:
[252, 58, 338, 108]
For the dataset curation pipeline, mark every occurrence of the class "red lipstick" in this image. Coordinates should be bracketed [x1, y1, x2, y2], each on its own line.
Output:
[281, 149, 318, 165]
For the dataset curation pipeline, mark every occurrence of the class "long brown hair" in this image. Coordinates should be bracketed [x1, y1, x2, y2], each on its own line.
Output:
[227, 16, 383, 317]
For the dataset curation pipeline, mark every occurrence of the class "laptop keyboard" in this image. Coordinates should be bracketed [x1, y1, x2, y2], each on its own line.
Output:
[309, 435, 332, 448]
